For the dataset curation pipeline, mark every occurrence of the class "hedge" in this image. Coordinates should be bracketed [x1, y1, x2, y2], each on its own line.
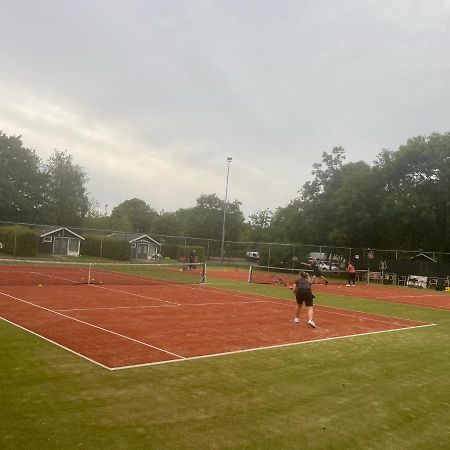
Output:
[0, 226, 38, 257]
[160, 244, 179, 260]
[81, 235, 130, 261]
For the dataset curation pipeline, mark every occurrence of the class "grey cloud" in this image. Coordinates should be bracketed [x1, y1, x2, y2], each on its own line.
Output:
[1, 0, 450, 216]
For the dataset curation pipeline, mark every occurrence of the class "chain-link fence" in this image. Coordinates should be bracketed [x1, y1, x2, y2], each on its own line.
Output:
[1, 220, 449, 271]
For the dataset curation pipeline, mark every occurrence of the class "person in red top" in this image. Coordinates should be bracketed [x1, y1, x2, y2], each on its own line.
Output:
[347, 262, 356, 286]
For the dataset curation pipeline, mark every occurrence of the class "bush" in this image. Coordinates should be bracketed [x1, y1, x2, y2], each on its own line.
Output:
[160, 244, 179, 260]
[80, 235, 103, 258]
[0, 226, 38, 257]
[102, 238, 130, 261]
[80, 235, 130, 261]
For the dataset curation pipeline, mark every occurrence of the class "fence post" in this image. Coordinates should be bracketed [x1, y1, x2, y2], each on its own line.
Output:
[13, 226, 17, 259]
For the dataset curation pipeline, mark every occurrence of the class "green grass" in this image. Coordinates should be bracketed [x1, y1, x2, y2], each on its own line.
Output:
[1, 280, 450, 449]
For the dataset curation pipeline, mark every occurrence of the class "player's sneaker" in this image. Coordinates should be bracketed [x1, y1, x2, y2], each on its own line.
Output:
[325, 280, 329, 285]
[294, 318, 300, 323]
[308, 319, 316, 328]
[346, 284, 351, 286]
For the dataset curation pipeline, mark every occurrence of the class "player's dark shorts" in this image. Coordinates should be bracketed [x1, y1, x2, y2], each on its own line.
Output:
[313, 268, 322, 277]
[295, 288, 314, 307]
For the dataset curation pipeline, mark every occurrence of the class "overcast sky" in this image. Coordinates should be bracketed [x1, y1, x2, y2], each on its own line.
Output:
[1, 0, 450, 217]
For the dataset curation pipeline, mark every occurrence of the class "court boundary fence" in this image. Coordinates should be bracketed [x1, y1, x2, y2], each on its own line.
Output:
[1, 221, 449, 278]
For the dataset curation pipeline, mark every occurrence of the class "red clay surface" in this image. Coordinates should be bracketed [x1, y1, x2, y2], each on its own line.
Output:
[0, 281, 431, 370]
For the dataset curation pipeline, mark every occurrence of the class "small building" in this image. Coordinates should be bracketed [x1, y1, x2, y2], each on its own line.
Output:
[410, 252, 437, 262]
[40, 227, 85, 256]
[129, 234, 161, 260]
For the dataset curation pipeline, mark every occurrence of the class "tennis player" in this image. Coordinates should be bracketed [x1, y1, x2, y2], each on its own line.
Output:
[301, 259, 329, 285]
[292, 271, 316, 328]
[346, 261, 356, 286]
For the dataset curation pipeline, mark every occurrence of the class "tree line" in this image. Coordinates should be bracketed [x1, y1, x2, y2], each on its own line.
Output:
[1, 130, 449, 253]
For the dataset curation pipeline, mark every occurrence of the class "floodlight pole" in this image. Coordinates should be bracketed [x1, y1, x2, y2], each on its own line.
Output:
[220, 157, 232, 264]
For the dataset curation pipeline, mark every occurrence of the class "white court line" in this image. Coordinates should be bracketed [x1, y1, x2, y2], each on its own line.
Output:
[313, 304, 435, 325]
[30, 271, 81, 284]
[56, 300, 273, 312]
[0, 315, 112, 370]
[111, 323, 436, 371]
[314, 306, 434, 327]
[173, 282, 276, 302]
[0, 290, 185, 360]
[90, 284, 181, 305]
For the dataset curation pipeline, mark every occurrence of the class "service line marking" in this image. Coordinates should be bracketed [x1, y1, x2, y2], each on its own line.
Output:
[0, 290, 185, 360]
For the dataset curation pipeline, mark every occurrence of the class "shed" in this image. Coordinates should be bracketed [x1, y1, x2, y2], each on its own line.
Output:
[40, 227, 85, 256]
[129, 234, 161, 260]
[410, 252, 437, 262]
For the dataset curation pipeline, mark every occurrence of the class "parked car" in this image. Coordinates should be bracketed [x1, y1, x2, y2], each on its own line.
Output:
[308, 252, 327, 261]
[318, 261, 339, 271]
[246, 251, 259, 260]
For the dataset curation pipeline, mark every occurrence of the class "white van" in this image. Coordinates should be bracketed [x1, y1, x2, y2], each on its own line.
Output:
[246, 251, 259, 260]
[307, 252, 327, 261]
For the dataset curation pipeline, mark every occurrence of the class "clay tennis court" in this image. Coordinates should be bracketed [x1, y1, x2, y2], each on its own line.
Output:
[0, 279, 432, 370]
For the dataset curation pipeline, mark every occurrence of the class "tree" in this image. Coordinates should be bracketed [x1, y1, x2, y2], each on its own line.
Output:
[151, 211, 182, 236]
[176, 194, 245, 240]
[83, 201, 112, 230]
[248, 209, 273, 228]
[110, 198, 158, 234]
[244, 209, 274, 242]
[42, 150, 90, 226]
[325, 161, 382, 247]
[374, 133, 450, 250]
[301, 146, 346, 201]
[0, 132, 47, 222]
[268, 148, 348, 245]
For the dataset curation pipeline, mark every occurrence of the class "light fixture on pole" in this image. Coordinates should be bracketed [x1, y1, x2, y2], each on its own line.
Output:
[220, 156, 232, 264]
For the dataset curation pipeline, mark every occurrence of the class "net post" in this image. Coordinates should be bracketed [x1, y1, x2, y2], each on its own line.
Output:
[88, 263, 92, 285]
[200, 262, 207, 283]
[248, 265, 253, 283]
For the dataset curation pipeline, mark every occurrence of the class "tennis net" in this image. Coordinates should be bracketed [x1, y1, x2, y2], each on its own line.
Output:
[249, 265, 373, 285]
[0, 259, 207, 286]
[248, 265, 300, 286]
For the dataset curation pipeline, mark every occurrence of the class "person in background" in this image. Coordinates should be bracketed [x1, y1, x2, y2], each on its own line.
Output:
[347, 261, 356, 286]
[292, 271, 316, 328]
[189, 250, 197, 269]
